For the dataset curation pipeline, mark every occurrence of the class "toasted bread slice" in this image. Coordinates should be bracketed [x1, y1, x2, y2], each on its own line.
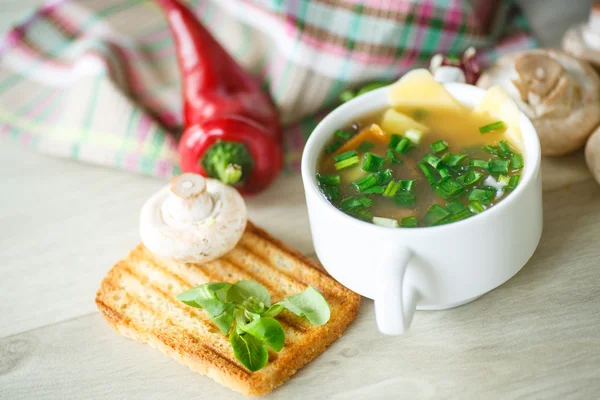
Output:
[95, 222, 360, 396]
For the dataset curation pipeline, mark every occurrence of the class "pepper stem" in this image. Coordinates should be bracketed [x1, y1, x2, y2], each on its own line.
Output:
[201, 141, 254, 186]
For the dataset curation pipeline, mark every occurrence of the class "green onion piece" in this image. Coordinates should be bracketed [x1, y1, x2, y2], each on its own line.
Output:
[483, 145, 505, 158]
[334, 155, 360, 170]
[418, 162, 439, 186]
[357, 141, 374, 153]
[430, 140, 449, 154]
[468, 188, 495, 204]
[339, 196, 372, 212]
[383, 180, 401, 198]
[362, 185, 386, 194]
[377, 169, 394, 185]
[498, 174, 510, 187]
[479, 121, 505, 134]
[388, 134, 401, 149]
[489, 159, 510, 174]
[468, 201, 485, 214]
[372, 216, 399, 228]
[333, 150, 358, 162]
[439, 167, 451, 178]
[321, 185, 340, 202]
[334, 129, 353, 140]
[470, 159, 490, 169]
[351, 208, 373, 221]
[507, 175, 520, 190]
[441, 153, 467, 166]
[446, 200, 466, 214]
[394, 192, 416, 207]
[317, 173, 340, 186]
[362, 153, 386, 172]
[400, 216, 418, 227]
[498, 140, 513, 154]
[438, 208, 473, 224]
[412, 109, 428, 120]
[456, 170, 483, 186]
[405, 129, 424, 144]
[326, 140, 344, 154]
[339, 90, 356, 103]
[395, 137, 411, 154]
[434, 177, 465, 199]
[352, 174, 378, 192]
[510, 153, 523, 170]
[398, 179, 416, 192]
[386, 149, 403, 164]
[424, 204, 451, 225]
[423, 153, 443, 169]
[356, 81, 389, 96]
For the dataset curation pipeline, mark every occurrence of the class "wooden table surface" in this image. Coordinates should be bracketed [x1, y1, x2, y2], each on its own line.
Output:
[2, 1, 600, 399]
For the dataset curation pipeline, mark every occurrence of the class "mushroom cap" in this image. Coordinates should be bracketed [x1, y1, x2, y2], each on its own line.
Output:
[477, 49, 600, 156]
[585, 124, 600, 185]
[140, 173, 247, 263]
[562, 23, 600, 69]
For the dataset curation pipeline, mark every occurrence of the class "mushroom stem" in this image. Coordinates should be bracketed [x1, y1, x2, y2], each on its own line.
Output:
[164, 173, 214, 222]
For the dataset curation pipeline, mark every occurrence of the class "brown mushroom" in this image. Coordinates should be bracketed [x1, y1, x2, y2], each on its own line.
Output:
[477, 49, 600, 156]
[562, 4, 600, 71]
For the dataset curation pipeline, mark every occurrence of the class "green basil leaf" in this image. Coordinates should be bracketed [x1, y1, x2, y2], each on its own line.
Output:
[239, 317, 285, 352]
[196, 298, 235, 334]
[227, 280, 271, 307]
[262, 304, 285, 318]
[276, 286, 330, 326]
[230, 329, 269, 372]
[176, 282, 232, 306]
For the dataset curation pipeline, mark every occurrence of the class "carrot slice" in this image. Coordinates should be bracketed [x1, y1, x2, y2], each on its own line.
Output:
[335, 124, 389, 155]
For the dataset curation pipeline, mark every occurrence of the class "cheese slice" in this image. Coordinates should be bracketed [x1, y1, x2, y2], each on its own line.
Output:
[380, 109, 429, 136]
[474, 85, 523, 146]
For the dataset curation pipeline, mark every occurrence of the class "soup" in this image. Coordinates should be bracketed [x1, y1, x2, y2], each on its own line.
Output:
[315, 105, 524, 228]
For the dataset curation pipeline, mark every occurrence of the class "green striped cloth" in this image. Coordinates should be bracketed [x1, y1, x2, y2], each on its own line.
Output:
[0, 0, 536, 177]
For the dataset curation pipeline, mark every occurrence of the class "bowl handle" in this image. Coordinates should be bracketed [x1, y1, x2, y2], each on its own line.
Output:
[374, 246, 419, 335]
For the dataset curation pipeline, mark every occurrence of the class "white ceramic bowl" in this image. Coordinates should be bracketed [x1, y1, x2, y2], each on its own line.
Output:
[301, 82, 543, 335]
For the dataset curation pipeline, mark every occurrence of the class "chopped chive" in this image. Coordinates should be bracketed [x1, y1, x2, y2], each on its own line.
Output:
[395, 137, 411, 154]
[413, 109, 428, 120]
[351, 208, 373, 221]
[507, 175, 520, 190]
[334, 155, 360, 170]
[439, 208, 472, 224]
[394, 192, 416, 207]
[400, 216, 418, 227]
[383, 180, 401, 198]
[326, 140, 344, 154]
[398, 179, 416, 192]
[434, 177, 465, 199]
[388, 134, 402, 149]
[386, 149, 403, 164]
[441, 153, 467, 166]
[405, 129, 424, 144]
[456, 170, 483, 186]
[333, 150, 358, 162]
[352, 174, 378, 192]
[468, 188, 495, 204]
[470, 159, 490, 169]
[357, 141, 374, 152]
[423, 153, 443, 169]
[377, 169, 394, 185]
[446, 200, 466, 214]
[321, 185, 340, 202]
[498, 174, 510, 187]
[439, 167, 451, 178]
[430, 140, 448, 154]
[340, 196, 372, 212]
[372, 216, 399, 228]
[468, 201, 485, 214]
[510, 153, 523, 170]
[483, 145, 505, 158]
[317, 173, 340, 186]
[498, 140, 513, 154]
[418, 162, 439, 186]
[362, 185, 386, 194]
[362, 153, 386, 172]
[334, 129, 353, 140]
[424, 204, 451, 225]
[489, 159, 510, 174]
[339, 90, 356, 103]
[479, 120, 505, 133]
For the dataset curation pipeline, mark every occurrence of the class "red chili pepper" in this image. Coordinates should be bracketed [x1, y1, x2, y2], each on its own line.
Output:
[155, 0, 283, 195]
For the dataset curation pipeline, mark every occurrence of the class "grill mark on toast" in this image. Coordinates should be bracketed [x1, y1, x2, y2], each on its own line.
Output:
[102, 273, 251, 376]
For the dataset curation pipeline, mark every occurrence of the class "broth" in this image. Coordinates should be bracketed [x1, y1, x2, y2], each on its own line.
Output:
[315, 106, 523, 227]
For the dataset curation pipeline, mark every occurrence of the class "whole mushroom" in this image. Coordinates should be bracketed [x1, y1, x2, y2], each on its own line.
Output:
[140, 173, 247, 263]
[477, 49, 600, 156]
[562, 4, 600, 71]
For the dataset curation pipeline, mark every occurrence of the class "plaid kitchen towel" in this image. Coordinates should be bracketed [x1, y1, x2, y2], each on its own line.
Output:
[0, 0, 536, 178]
